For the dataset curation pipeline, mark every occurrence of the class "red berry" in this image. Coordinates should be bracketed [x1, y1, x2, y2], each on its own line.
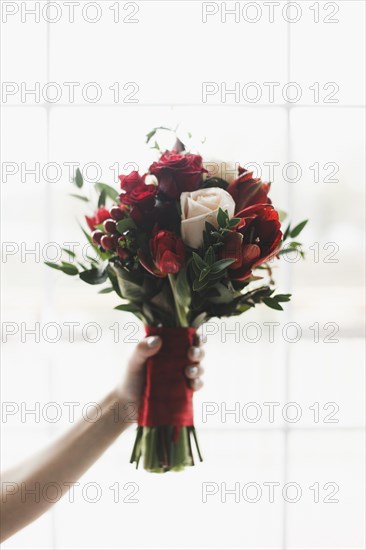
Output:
[103, 219, 117, 234]
[100, 235, 114, 251]
[92, 230, 104, 245]
[117, 248, 129, 260]
[111, 234, 120, 248]
[110, 206, 125, 221]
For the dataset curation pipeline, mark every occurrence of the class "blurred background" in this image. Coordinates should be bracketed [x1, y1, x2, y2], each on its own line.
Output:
[1, 1, 365, 549]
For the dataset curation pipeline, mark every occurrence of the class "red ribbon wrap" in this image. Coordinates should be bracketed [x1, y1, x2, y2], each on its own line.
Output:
[138, 326, 197, 427]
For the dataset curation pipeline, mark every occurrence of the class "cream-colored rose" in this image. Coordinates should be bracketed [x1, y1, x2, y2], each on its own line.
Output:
[180, 188, 235, 249]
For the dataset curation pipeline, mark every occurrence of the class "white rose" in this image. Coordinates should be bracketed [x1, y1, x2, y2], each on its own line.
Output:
[180, 188, 236, 249]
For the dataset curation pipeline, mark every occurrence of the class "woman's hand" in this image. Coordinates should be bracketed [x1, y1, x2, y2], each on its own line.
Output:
[118, 335, 205, 406]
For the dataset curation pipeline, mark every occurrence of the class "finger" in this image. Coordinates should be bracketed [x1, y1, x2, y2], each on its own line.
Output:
[185, 365, 205, 379]
[193, 333, 207, 346]
[188, 346, 205, 363]
[190, 377, 204, 391]
[133, 336, 162, 364]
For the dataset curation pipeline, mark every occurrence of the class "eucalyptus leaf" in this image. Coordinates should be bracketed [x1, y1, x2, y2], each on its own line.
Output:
[74, 168, 83, 189]
[98, 189, 107, 208]
[115, 303, 141, 313]
[62, 248, 76, 258]
[95, 182, 119, 202]
[263, 297, 284, 311]
[69, 193, 89, 202]
[98, 287, 114, 294]
[290, 220, 308, 238]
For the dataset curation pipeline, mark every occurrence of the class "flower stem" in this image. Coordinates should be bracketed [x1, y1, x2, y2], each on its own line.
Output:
[168, 273, 188, 327]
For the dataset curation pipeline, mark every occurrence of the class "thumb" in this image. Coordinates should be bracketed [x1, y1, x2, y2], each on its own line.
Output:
[132, 336, 162, 368]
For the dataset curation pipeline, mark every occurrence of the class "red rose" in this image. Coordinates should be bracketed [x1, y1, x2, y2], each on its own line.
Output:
[220, 204, 282, 280]
[139, 230, 185, 276]
[149, 151, 206, 199]
[227, 169, 271, 213]
[119, 171, 145, 193]
[119, 171, 157, 208]
[85, 207, 110, 231]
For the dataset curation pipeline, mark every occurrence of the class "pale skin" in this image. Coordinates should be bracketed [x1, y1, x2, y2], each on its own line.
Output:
[0, 335, 205, 542]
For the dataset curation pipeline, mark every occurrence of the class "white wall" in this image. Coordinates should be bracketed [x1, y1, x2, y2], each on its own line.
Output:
[1, 1, 365, 549]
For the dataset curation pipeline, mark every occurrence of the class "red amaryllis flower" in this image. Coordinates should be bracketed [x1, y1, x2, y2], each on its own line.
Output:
[227, 169, 271, 213]
[85, 207, 110, 231]
[119, 171, 157, 208]
[149, 151, 207, 199]
[220, 204, 282, 280]
[139, 230, 185, 277]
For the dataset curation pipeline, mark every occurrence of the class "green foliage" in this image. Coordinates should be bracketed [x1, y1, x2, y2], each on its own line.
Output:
[283, 219, 308, 240]
[79, 262, 108, 285]
[44, 261, 79, 276]
[74, 168, 83, 189]
[95, 182, 119, 202]
[201, 177, 229, 190]
[116, 218, 137, 234]
[97, 189, 107, 207]
[69, 193, 89, 202]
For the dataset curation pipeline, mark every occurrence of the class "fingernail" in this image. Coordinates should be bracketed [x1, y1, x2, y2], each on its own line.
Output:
[188, 366, 198, 376]
[147, 336, 160, 347]
[191, 347, 201, 359]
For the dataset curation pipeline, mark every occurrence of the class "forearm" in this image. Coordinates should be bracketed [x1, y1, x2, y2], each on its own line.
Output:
[0, 388, 134, 542]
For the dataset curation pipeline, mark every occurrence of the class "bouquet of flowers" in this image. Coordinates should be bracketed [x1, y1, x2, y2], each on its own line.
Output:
[46, 132, 307, 472]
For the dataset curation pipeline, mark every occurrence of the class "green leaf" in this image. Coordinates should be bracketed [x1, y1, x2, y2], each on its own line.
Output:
[94, 223, 105, 232]
[95, 182, 119, 202]
[62, 248, 76, 258]
[217, 208, 229, 228]
[283, 224, 291, 240]
[45, 262, 63, 271]
[274, 293, 292, 302]
[114, 303, 141, 313]
[69, 193, 89, 202]
[199, 267, 211, 282]
[146, 129, 157, 143]
[145, 126, 172, 144]
[228, 217, 241, 228]
[191, 312, 208, 328]
[116, 218, 137, 234]
[176, 268, 191, 308]
[204, 246, 215, 266]
[98, 287, 114, 294]
[193, 277, 209, 292]
[98, 189, 107, 208]
[61, 261, 79, 275]
[79, 225, 109, 261]
[44, 261, 78, 276]
[201, 177, 228, 190]
[192, 252, 206, 270]
[210, 258, 235, 274]
[263, 297, 284, 311]
[74, 168, 83, 189]
[290, 220, 308, 238]
[287, 241, 302, 248]
[113, 268, 145, 301]
[205, 221, 217, 235]
[79, 263, 108, 285]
